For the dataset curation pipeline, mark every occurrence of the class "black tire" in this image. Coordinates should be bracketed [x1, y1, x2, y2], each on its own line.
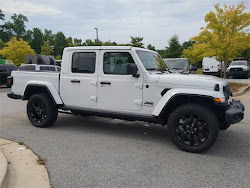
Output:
[167, 104, 219, 153]
[27, 93, 58, 128]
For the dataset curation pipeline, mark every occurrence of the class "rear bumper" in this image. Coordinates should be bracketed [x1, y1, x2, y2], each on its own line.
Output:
[225, 100, 244, 125]
[7, 92, 22, 99]
[203, 71, 220, 76]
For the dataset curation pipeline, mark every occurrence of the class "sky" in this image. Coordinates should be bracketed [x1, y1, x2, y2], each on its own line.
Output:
[0, 0, 249, 49]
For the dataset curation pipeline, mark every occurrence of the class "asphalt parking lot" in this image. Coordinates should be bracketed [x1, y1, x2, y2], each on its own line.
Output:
[0, 87, 249, 188]
[226, 78, 250, 84]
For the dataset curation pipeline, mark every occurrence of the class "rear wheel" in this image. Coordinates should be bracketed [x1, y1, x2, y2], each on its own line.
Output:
[27, 93, 58, 128]
[167, 104, 219, 153]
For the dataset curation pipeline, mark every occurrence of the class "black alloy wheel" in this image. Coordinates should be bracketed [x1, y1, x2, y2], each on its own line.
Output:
[168, 103, 219, 153]
[27, 93, 58, 128]
[29, 100, 47, 124]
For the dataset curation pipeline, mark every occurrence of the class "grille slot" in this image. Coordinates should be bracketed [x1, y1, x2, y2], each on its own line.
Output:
[223, 85, 232, 101]
[230, 68, 243, 71]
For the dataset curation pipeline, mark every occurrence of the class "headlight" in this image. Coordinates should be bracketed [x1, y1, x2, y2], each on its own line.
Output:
[243, 68, 248, 71]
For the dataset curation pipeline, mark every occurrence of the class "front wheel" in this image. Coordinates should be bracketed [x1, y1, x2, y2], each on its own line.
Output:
[167, 104, 219, 153]
[27, 93, 58, 128]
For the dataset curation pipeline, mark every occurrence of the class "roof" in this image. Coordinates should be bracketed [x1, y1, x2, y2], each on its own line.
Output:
[163, 58, 188, 60]
[64, 46, 133, 51]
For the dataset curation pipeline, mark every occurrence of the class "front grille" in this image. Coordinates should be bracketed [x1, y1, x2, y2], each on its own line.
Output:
[223, 85, 232, 101]
[230, 68, 243, 71]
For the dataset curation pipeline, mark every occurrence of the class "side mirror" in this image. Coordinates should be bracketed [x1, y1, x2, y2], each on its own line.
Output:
[127, 63, 140, 78]
[191, 67, 197, 71]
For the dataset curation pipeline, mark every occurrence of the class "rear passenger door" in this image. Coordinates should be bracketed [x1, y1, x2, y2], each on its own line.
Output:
[60, 51, 98, 108]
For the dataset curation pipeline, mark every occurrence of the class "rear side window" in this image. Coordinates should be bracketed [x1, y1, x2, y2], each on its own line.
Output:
[40, 66, 56, 71]
[72, 52, 96, 73]
[19, 65, 36, 71]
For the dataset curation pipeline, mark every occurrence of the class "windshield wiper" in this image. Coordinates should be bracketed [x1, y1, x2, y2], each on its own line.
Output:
[146, 68, 172, 73]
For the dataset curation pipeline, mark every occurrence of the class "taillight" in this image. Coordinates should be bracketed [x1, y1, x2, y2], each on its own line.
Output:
[7, 76, 13, 87]
[202, 65, 204, 70]
[218, 64, 220, 71]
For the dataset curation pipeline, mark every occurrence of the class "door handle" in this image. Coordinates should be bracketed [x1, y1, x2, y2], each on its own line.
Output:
[71, 79, 80, 83]
[100, 81, 111, 85]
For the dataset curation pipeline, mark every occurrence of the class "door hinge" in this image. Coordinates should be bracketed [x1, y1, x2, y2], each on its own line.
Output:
[90, 96, 97, 102]
[134, 100, 142, 106]
[135, 83, 143, 89]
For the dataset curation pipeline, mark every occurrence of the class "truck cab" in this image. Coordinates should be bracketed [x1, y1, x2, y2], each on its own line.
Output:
[7, 46, 244, 153]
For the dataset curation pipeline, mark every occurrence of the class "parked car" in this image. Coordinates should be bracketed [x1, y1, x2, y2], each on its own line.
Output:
[18, 64, 61, 72]
[7, 46, 244, 153]
[226, 60, 249, 79]
[202, 57, 225, 77]
[0, 64, 17, 86]
[163, 58, 196, 74]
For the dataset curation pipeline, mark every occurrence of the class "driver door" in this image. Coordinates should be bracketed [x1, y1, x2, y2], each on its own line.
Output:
[98, 50, 143, 111]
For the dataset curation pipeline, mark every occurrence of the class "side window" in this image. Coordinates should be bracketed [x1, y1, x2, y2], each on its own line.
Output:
[19, 66, 35, 71]
[103, 52, 135, 75]
[40, 66, 49, 71]
[72, 52, 96, 74]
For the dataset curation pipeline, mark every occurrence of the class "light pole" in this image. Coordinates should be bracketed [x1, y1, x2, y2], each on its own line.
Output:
[94, 28, 99, 45]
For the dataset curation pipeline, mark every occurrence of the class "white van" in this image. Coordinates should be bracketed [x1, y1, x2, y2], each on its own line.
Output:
[202, 57, 225, 77]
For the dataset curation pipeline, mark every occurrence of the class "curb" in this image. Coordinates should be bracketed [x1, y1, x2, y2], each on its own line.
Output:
[0, 151, 8, 188]
[232, 84, 250, 97]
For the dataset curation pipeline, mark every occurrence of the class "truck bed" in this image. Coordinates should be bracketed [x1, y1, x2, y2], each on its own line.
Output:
[11, 71, 60, 97]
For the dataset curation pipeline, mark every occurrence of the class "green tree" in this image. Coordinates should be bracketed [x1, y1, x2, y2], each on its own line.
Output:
[23, 29, 33, 43]
[67, 37, 73, 47]
[103, 40, 117, 46]
[30, 28, 43, 54]
[147, 44, 156, 51]
[41, 41, 54, 55]
[43, 29, 55, 45]
[182, 40, 195, 50]
[0, 9, 5, 21]
[184, 2, 250, 77]
[130, 36, 144, 48]
[74, 38, 82, 46]
[165, 35, 182, 58]
[54, 31, 68, 56]
[4, 14, 28, 39]
[83, 39, 96, 46]
[0, 37, 35, 66]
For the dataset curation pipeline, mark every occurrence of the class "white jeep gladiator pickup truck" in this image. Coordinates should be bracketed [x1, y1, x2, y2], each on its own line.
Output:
[7, 46, 244, 153]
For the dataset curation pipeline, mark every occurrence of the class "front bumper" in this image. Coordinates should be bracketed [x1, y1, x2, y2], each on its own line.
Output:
[226, 71, 248, 77]
[225, 100, 244, 125]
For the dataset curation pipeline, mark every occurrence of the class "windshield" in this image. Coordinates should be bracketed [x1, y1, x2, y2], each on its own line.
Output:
[136, 50, 168, 70]
[164, 60, 188, 69]
[230, 61, 247, 66]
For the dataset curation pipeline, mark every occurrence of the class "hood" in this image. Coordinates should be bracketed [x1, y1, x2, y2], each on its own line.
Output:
[157, 73, 227, 90]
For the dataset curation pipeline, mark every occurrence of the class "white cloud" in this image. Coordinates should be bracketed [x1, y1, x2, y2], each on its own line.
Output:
[1, 0, 62, 16]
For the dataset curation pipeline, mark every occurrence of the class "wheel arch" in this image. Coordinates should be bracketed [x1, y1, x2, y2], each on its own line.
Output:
[22, 82, 63, 105]
[152, 89, 223, 124]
